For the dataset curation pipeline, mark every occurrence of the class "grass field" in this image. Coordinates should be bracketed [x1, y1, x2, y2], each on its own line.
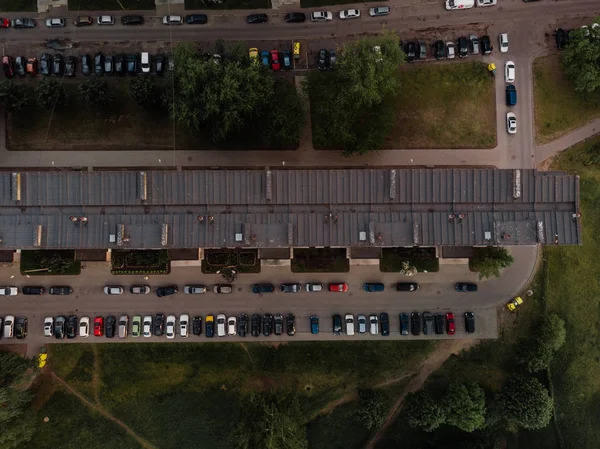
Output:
[68, 0, 156, 10]
[0, 0, 36, 11]
[533, 55, 600, 145]
[185, 0, 270, 9]
[544, 136, 600, 449]
[384, 61, 496, 149]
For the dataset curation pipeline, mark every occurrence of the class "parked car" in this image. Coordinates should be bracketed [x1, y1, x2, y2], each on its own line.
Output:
[282, 50, 292, 69]
[215, 314, 226, 337]
[155, 54, 165, 75]
[238, 313, 248, 337]
[104, 55, 113, 74]
[446, 312, 456, 335]
[44, 317, 54, 337]
[417, 41, 427, 59]
[192, 316, 202, 336]
[45, 18, 65, 28]
[369, 314, 379, 335]
[166, 315, 176, 339]
[143, 316, 152, 337]
[14, 57, 25, 77]
[0, 286, 17, 296]
[311, 11, 333, 22]
[357, 314, 367, 334]
[162, 15, 183, 25]
[505, 84, 517, 106]
[156, 285, 178, 297]
[345, 314, 355, 336]
[184, 285, 206, 294]
[205, 315, 214, 337]
[260, 51, 269, 67]
[477, 0, 496, 5]
[0, 18, 9, 28]
[457, 36, 468, 58]
[455, 282, 478, 292]
[332, 314, 342, 335]
[411, 312, 421, 335]
[434, 314, 445, 335]
[94, 53, 104, 75]
[405, 41, 416, 62]
[106, 315, 117, 338]
[465, 312, 476, 333]
[153, 314, 164, 337]
[363, 283, 384, 292]
[369, 6, 390, 16]
[39, 53, 49, 76]
[281, 283, 301, 293]
[505, 61, 515, 82]
[73, 16, 93, 27]
[446, 41, 455, 59]
[22, 286, 44, 295]
[251, 313, 261, 337]
[506, 112, 517, 134]
[131, 285, 150, 294]
[104, 286, 123, 295]
[11, 18, 36, 28]
[262, 313, 273, 336]
[3, 316, 14, 339]
[310, 315, 319, 334]
[122, 15, 144, 25]
[329, 283, 348, 292]
[318, 49, 329, 70]
[434, 40, 445, 60]
[329, 49, 336, 67]
[94, 316, 104, 337]
[54, 316, 66, 339]
[227, 316, 237, 336]
[252, 284, 274, 294]
[126, 54, 137, 74]
[555, 28, 566, 49]
[396, 282, 419, 292]
[79, 317, 90, 338]
[423, 312, 434, 335]
[339, 9, 360, 20]
[246, 14, 268, 24]
[507, 296, 523, 311]
[469, 35, 480, 54]
[270, 50, 280, 71]
[274, 314, 284, 335]
[26, 57, 38, 75]
[186, 14, 208, 24]
[65, 56, 76, 77]
[306, 283, 323, 292]
[66, 315, 77, 339]
[97, 15, 115, 25]
[131, 316, 141, 337]
[15, 317, 27, 339]
[380, 313, 390, 336]
[400, 313, 410, 335]
[114, 54, 124, 75]
[52, 54, 63, 75]
[80, 54, 90, 75]
[2, 56, 13, 78]
[481, 35, 492, 54]
[498, 33, 509, 53]
[213, 284, 232, 294]
[286, 313, 296, 336]
[285, 12, 306, 23]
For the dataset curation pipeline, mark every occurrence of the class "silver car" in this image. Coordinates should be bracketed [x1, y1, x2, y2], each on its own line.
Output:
[118, 315, 129, 339]
[184, 285, 207, 294]
[357, 314, 367, 334]
[369, 6, 390, 17]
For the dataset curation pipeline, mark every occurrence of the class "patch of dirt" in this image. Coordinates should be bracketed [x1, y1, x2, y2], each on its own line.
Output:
[30, 371, 58, 411]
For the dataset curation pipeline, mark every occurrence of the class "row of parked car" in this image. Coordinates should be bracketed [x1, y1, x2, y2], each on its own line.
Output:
[0, 316, 27, 339]
[555, 23, 600, 49]
[2, 52, 165, 78]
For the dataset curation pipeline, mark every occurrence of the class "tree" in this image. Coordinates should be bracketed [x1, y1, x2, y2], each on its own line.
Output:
[259, 80, 305, 148]
[129, 77, 158, 109]
[0, 80, 29, 112]
[77, 78, 115, 108]
[442, 381, 486, 432]
[499, 376, 553, 430]
[308, 30, 404, 156]
[403, 389, 446, 432]
[469, 247, 514, 280]
[37, 253, 75, 274]
[562, 25, 600, 93]
[516, 313, 566, 372]
[35, 77, 67, 109]
[354, 388, 389, 430]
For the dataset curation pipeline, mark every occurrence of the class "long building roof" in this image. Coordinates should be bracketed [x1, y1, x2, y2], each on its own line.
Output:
[0, 168, 581, 249]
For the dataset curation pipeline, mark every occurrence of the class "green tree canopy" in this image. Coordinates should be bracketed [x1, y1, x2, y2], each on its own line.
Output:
[129, 77, 159, 109]
[470, 247, 514, 280]
[308, 29, 404, 156]
[403, 389, 446, 432]
[354, 388, 389, 430]
[516, 313, 566, 372]
[259, 80, 305, 149]
[0, 80, 29, 113]
[563, 24, 600, 93]
[35, 77, 67, 109]
[442, 381, 486, 432]
[77, 78, 115, 108]
[499, 376, 553, 430]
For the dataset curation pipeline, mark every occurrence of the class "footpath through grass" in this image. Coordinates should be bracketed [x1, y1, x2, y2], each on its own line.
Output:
[533, 55, 600, 145]
[68, 0, 156, 10]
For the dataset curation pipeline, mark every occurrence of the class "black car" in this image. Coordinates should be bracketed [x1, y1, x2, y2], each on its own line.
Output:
[417, 41, 427, 60]
[410, 312, 421, 336]
[126, 54, 137, 74]
[54, 316, 66, 339]
[15, 57, 26, 77]
[192, 316, 202, 336]
[465, 312, 475, 333]
[423, 312, 434, 335]
[153, 314, 164, 337]
[380, 313, 390, 336]
[122, 15, 144, 25]
[434, 40, 445, 60]
[281, 283, 301, 293]
[332, 314, 342, 335]
[434, 314, 445, 335]
[94, 53, 104, 75]
[480, 35, 492, 55]
[262, 314, 273, 336]
[186, 14, 207, 24]
[238, 313, 248, 337]
[318, 49, 329, 70]
[396, 282, 419, 292]
[400, 313, 409, 335]
[455, 282, 478, 292]
[52, 54, 63, 76]
[12, 18, 36, 28]
[49, 286, 73, 295]
[251, 283, 274, 294]
[286, 313, 296, 336]
[80, 54, 91, 75]
[457, 36, 468, 58]
[156, 285, 178, 297]
[274, 314, 284, 335]
[40, 53, 51, 76]
[404, 42, 416, 62]
[285, 12, 306, 23]
[65, 56, 76, 77]
[555, 28, 566, 50]
[251, 313, 261, 337]
[22, 286, 44, 295]
[206, 317, 214, 337]
[155, 54, 165, 75]
[246, 14, 268, 24]
[66, 315, 77, 339]
[104, 55, 113, 75]
[15, 317, 28, 339]
[114, 54, 124, 75]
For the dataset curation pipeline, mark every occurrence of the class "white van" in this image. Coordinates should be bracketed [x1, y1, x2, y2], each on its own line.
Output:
[345, 314, 355, 336]
[3, 315, 14, 338]
[141, 52, 150, 74]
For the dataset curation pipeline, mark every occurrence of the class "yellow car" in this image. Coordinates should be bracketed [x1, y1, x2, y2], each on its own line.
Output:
[206, 315, 215, 337]
[506, 296, 523, 311]
[38, 353, 47, 368]
[249, 47, 258, 61]
[293, 41, 300, 59]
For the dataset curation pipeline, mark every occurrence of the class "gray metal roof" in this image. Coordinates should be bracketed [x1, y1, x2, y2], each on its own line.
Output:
[0, 169, 581, 249]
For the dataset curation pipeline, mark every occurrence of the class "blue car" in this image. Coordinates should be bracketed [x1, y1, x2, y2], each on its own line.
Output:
[260, 51, 269, 67]
[363, 283, 385, 292]
[310, 315, 319, 334]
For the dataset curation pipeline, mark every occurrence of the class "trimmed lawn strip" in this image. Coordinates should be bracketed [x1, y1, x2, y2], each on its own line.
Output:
[0, 0, 36, 11]
[384, 61, 496, 149]
[185, 0, 270, 9]
[20, 250, 81, 276]
[533, 55, 600, 145]
[67, 0, 156, 10]
[301, 0, 378, 7]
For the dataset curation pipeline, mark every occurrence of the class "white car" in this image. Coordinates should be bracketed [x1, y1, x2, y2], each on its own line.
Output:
[143, 315, 152, 338]
[141, 52, 150, 74]
[476, 0, 496, 6]
[499, 33, 509, 53]
[0, 286, 18, 296]
[179, 314, 189, 338]
[4, 315, 14, 338]
[369, 314, 379, 335]
[97, 15, 115, 25]
[345, 314, 355, 336]
[227, 316, 237, 336]
[184, 285, 206, 294]
[505, 61, 515, 83]
[369, 6, 390, 17]
[446, 42, 455, 59]
[339, 9, 360, 20]
[311, 11, 333, 22]
[213, 284, 232, 294]
[506, 112, 517, 135]
[163, 15, 184, 25]
[216, 314, 226, 337]
[103, 286, 123, 295]
[45, 18, 65, 28]
[166, 315, 176, 339]
[305, 283, 323, 292]
[44, 317, 54, 337]
[79, 317, 90, 338]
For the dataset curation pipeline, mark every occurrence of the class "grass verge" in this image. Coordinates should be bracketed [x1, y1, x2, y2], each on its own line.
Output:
[301, 0, 378, 7]
[185, 0, 270, 9]
[68, 0, 156, 10]
[533, 55, 600, 145]
[20, 250, 81, 276]
[0, 0, 36, 11]
[380, 248, 439, 273]
[291, 248, 349, 273]
[384, 61, 496, 149]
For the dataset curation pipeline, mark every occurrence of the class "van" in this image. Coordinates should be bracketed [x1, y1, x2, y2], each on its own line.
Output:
[141, 52, 150, 73]
[3, 315, 14, 338]
[505, 84, 517, 106]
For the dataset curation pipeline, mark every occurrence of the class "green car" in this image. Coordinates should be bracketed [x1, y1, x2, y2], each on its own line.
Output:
[131, 316, 141, 338]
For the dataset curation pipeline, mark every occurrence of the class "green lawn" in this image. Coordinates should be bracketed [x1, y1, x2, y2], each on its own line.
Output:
[67, 0, 156, 10]
[185, 0, 270, 9]
[533, 55, 600, 145]
[380, 247, 439, 273]
[384, 61, 496, 149]
[0, 0, 36, 11]
[20, 250, 81, 276]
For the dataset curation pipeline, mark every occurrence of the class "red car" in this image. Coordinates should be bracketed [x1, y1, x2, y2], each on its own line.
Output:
[94, 317, 104, 336]
[0, 18, 10, 28]
[328, 283, 348, 292]
[270, 49, 280, 71]
[2, 56, 13, 78]
[445, 312, 455, 335]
